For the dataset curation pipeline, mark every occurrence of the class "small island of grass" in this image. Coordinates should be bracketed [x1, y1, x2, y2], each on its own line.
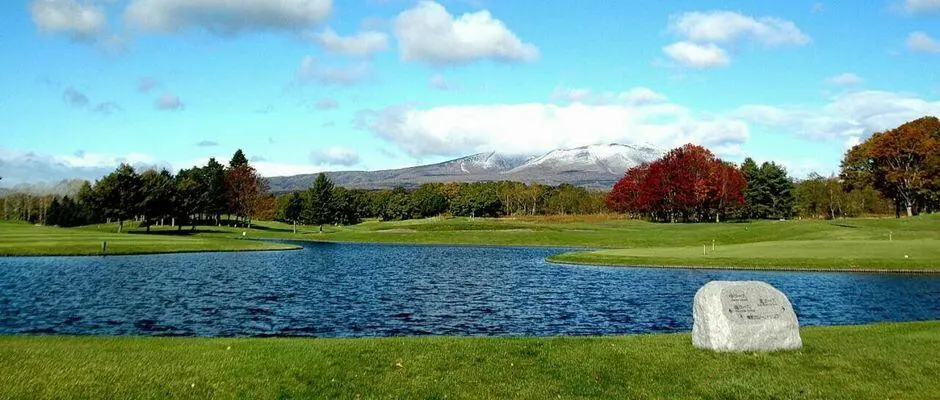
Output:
[0, 222, 299, 256]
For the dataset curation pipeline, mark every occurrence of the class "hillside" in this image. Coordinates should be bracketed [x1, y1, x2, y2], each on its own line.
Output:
[267, 143, 662, 192]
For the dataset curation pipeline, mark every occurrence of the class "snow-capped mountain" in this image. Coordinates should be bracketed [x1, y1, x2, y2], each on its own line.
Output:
[266, 143, 663, 192]
[508, 144, 662, 175]
[449, 151, 532, 174]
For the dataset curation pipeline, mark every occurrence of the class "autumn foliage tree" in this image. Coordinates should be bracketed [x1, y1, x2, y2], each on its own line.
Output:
[606, 144, 746, 222]
[224, 161, 266, 227]
[840, 116, 940, 216]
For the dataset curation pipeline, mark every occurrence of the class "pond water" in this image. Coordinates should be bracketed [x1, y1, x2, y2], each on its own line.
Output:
[1, 242, 938, 337]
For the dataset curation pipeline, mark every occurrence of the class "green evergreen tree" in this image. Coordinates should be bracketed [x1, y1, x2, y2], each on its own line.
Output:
[229, 149, 248, 169]
[302, 173, 335, 229]
[139, 169, 176, 232]
[201, 158, 227, 224]
[46, 197, 61, 226]
[741, 158, 794, 219]
[285, 192, 303, 233]
[94, 163, 142, 232]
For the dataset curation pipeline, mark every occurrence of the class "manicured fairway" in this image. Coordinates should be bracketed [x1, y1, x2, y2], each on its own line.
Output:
[548, 239, 940, 271]
[0, 222, 299, 256]
[3, 215, 939, 272]
[1, 321, 937, 399]
[260, 214, 940, 272]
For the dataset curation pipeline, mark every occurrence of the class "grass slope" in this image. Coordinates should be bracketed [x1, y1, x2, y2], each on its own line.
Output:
[3, 215, 939, 271]
[248, 214, 939, 272]
[1, 321, 938, 399]
[0, 222, 299, 256]
[548, 239, 940, 271]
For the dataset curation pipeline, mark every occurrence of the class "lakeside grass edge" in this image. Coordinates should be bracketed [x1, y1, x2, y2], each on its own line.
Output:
[545, 253, 940, 274]
[0, 242, 302, 257]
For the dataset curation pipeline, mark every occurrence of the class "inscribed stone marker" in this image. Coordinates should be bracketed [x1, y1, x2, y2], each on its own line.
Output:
[692, 280, 802, 352]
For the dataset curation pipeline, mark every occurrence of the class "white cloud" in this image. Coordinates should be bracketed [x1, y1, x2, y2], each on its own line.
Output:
[155, 93, 183, 111]
[669, 11, 810, 46]
[733, 90, 940, 143]
[550, 87, 668, 106]
[30, 0, 106, 41]
[0, 147, 338, 186]
[394, 1, 539, 65]
[904, 0, 940, 13]
[296, 56, 372, 86]
[310, 146, 360, 166]
[827, 73, 863, 86]
[663, 11, 809, 68]
[355, 101, 748, 158]
[844, 136, 862, 150]
[907, 31, 940, 53]
[311, 27, 389, 57]
[124, 0, 332, 35]
[617, 88, 668, 106]
[550, 87, 592, 102]
[662, 42, 730, 68]
[0, 147, 165, 186]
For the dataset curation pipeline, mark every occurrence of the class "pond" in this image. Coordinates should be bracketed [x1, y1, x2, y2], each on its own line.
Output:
[1, 242, 938, 337]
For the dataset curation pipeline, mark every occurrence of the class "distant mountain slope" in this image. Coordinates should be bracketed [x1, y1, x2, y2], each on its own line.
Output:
[266, 143, 663, 192]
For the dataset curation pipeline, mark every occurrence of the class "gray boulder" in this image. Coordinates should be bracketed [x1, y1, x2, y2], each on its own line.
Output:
[692, 280, 802, 352]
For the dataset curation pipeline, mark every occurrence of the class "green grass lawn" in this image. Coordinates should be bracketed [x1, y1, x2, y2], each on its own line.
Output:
[1, 321, 937, 399]
[0, 222, 299, 256]
[2, 214, 939, 271]
[238, 214, 940, 272]
[548, 239, 940, 271]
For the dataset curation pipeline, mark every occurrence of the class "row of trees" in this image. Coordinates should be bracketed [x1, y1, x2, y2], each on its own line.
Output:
[606, 144, 746, 222]
[793, 173, 893, 219]
[4, 116, 935, 227]
[90, 150, 268, 231]
[604, 142, 900, 223]
[274, 175, 609, 227]
[0, 150, 269, 230]
[840, 116, 940, 217]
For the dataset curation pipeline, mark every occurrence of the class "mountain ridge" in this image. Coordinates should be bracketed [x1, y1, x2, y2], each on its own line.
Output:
[267, 143, 663, 192]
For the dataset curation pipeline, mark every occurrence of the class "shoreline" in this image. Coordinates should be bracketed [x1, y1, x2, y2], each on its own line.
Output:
[4, 236, 938, 275]
[546, 256, 940, 274]
[0, 319, 936, 339]
[0, 243, 302, 258]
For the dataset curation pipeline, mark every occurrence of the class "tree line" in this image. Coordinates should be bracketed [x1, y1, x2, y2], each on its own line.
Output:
[605, 138, 905, 223]
[840, 116, 940, 217]
[273, 175, 609, 228]
[1, 150, 269, 231]
[2, 116, 934, 228]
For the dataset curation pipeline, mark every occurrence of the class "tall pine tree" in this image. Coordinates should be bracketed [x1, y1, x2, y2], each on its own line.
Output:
[302, 173, 334, 230]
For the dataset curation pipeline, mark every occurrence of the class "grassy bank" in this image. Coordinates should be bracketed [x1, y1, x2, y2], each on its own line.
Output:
[3, 215, 940, 272]
[1, 321, 937, 399]
[0, 222, 299, 256]
[254, 214, 939, 272]
[547, 239, 940, 272]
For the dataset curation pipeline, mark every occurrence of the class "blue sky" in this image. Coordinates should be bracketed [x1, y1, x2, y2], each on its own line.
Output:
[2, 0, 939, 187]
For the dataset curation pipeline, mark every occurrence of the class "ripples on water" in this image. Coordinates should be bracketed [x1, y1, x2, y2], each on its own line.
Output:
[1, 242, 938, 337]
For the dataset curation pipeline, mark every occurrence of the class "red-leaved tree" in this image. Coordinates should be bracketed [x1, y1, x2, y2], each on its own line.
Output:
[606, 144, 746, 222]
